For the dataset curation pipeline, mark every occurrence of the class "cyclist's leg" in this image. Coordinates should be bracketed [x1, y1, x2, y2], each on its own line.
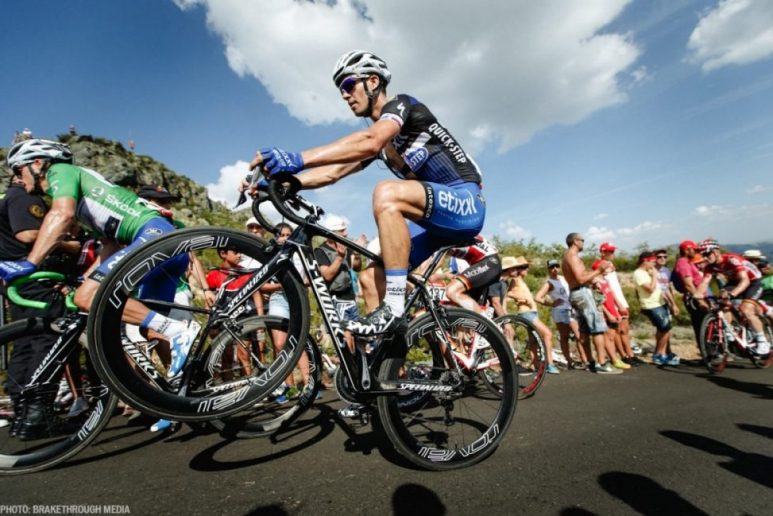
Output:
[445, 255, 502, 315]
[78, 218, 191, 340]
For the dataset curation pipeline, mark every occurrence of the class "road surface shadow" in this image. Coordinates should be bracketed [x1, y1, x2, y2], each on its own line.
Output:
[244, 505, 287, 516]
[393, 483, 446, 515]
[58, 424, 168, 470]
[737, 423, 773, 439]
[700, 374, 773, 399]
[598, 471, 708, 515]
[661, 430, 773, 489]
[187, 406, 336, 472]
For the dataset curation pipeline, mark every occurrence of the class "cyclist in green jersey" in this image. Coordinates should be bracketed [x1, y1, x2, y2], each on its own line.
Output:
[0, 139, 200, 377]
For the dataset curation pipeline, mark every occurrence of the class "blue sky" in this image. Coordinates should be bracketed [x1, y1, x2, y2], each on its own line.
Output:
[2, 0, 772, 251]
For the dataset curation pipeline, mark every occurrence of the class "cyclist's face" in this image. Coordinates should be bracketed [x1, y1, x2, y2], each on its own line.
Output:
[340, 75, 378, 116]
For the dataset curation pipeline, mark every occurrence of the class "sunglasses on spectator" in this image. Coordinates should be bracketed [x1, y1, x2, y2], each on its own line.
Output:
[339, 76, 362, 94]
[548, 265, 560, 269]
[656, 255, 667, 259]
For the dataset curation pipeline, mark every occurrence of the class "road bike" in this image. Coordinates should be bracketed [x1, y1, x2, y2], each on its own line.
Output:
[87, 175, 517, 470]
[492, 315, 547, 399]
[697, 298, 773, 374]
[0, 272, 117, 475]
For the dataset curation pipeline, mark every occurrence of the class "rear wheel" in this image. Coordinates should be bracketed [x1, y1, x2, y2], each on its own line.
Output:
[0, 318, 117, 475]
[207, 316, 321, 438]
[377, 308, 517, 470]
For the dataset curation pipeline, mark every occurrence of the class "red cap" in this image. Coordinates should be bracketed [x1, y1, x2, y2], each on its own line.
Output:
[679, 240, 697, 251]
[599, 242, 616, 253]
[592, 259, 603, 270]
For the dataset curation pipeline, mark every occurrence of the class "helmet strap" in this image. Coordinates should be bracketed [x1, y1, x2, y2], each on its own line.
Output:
[362, 77, 384, 118]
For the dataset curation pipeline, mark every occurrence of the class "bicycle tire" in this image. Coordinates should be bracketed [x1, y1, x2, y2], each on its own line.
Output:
[0, 318, 117, 475]
[87, 228, 309, 422]
[207, 316, 321, 438]
[698, 313, 726, 374]
[493, 314, 547, 399]
[377, 308, 517, 471]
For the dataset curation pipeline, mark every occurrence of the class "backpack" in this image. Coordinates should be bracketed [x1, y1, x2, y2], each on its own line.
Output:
[671, 268, 686, 294]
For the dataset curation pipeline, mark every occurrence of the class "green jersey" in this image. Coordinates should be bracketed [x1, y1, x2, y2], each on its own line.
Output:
[46, 163, 160, 243]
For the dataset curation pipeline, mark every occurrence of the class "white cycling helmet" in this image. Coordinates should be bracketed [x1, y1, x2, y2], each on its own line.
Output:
[333, 50, 391, 88]
[698, 238, 720, 255]
[6, 138, 73, 170]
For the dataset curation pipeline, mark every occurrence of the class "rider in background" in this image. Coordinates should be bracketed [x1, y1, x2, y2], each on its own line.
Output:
[0, 139, 200, 376]
[250, 50, 485, 337]
[699, 239, 770, 356]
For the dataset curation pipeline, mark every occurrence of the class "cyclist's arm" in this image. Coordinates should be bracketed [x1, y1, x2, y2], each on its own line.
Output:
[297, 162, 364, 189]
[727, 271, 750, 297]
[300, 119, 400, 168]
[26, 197, 77, 266]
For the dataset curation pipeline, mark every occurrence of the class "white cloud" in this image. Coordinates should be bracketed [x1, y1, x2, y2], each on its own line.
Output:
[585, 225, 616, 242]
[175, 0, 640, 152]
[205, 160, 250, 206]
[593, 213, 609, 221]
[616, 221, 664, 236]
[748, 184, 773, 193]
[585, 221, 665, 246]
[687, 0, 773, 72]
[499, 220, 532, 240]
[695, 202, 773, 218]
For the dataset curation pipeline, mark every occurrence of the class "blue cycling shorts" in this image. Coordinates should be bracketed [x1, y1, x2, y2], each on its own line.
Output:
[91, 217, 189, 303]
[407, 181, 485, 267]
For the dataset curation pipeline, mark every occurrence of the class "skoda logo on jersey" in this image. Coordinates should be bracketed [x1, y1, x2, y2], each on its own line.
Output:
[438, 190, 478, 216]
[91, 186, 105, 197]
[405, 147, 428, 170]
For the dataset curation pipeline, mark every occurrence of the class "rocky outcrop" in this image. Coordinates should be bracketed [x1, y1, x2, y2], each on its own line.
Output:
[0, 134, 246, 229]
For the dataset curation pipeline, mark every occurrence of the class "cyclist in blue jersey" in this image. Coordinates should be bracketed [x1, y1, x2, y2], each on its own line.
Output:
[250, 50, 485, 335]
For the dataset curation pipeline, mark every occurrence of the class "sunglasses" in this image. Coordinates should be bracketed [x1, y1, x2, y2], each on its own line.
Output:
[656, 255, 667, 259]
[339, 76, 362, 94]
[548, 265, 560, 269]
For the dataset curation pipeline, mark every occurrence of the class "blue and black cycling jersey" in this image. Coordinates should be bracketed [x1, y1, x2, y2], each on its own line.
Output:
[365, 94, 483, 185]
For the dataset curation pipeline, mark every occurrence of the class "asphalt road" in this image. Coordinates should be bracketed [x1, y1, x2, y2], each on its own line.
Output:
[1, 358, 771, 515]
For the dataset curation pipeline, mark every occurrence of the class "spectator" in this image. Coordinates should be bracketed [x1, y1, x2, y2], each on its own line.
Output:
[592, 261, 636, 368]
[314, 214, 363, 324]
[244, 216, 264, 239]
[743, 249, 763, 264]
[21, 128, 33, 140]
[0, 175, 79, 439]
[653, 249, 680, 317]
[561, 233, 622, 374]
[506, 256, 559, 374]
[634, 251, 678, 366]
[535, 259, 586, 369]
[68, 124, 77, 136]
[672, 240, 709, 342]
[598, 242, 637, 356]
[266, 223, 311, 403]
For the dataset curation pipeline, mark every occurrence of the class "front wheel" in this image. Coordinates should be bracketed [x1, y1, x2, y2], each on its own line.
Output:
[0, 318, 117, 475]
[698, 313, 727, 374]
[377, 308, 517, 471]
[493, 314, 547, 400]
[87, 228, 309, 422]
